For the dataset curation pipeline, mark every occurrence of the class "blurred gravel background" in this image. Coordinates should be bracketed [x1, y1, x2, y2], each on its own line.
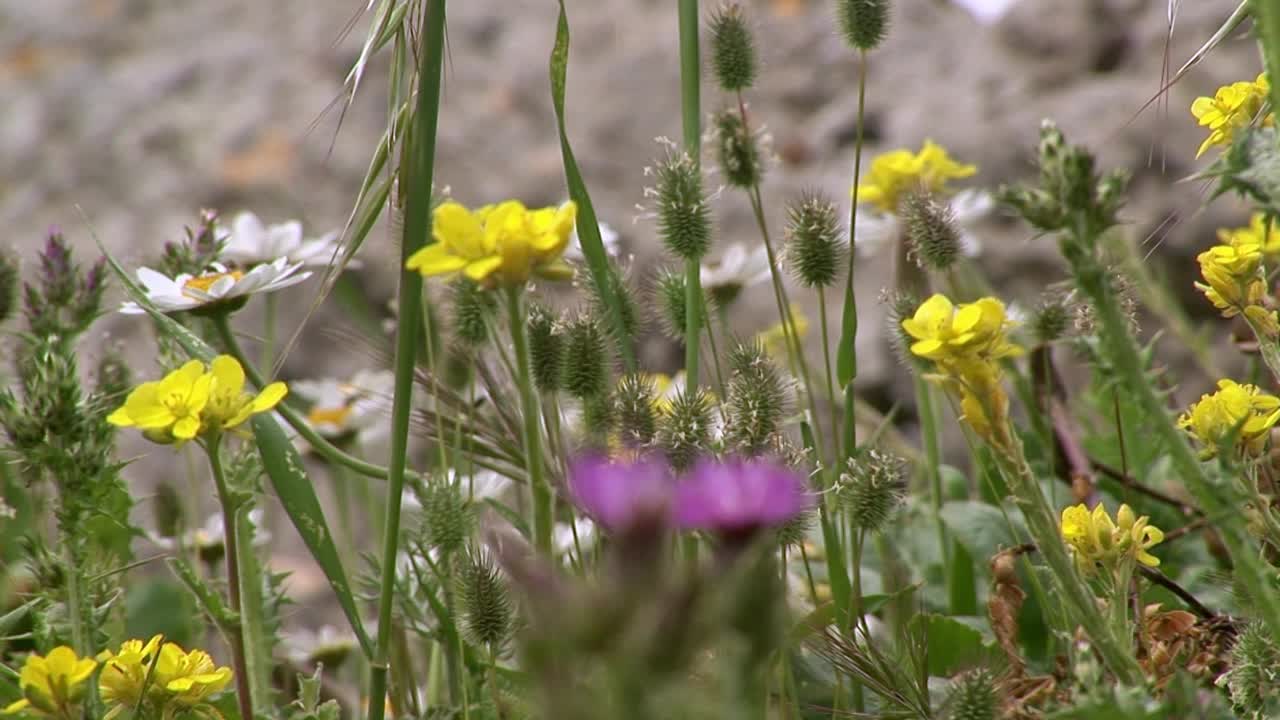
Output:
[0, 0, 1261, 595]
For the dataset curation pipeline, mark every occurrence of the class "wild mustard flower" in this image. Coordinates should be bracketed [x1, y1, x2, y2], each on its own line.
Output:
[106, 359, 212, 442]
[97, 635, 163, 720]
[854, 139, 976, 213]
[405, 200, 577, 288]
[903, 294, 1022, 445]
[1190, 73, 1273, 158]
[107, 355, 286, 442]
[1194, 239, 1279, 336]
[152, 643, 233, 710]
[1219, 212, 1280, 258]
[1060, 503, 1164, 573]
[1178, 379, 1280, 459]
[3, 647, 96, 718]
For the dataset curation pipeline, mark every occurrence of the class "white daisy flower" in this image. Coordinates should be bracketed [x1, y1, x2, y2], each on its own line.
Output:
[566, 220, 621, 263]
[951, 0, 1023, 25]
[282, 624, 358, 669]
[700, 242, 773, 306]
[221, 211, 355, 268]
[292, 369, 394, 442]
[853, 188, 995, 259]
[148, 508, 271, 563]
[119, 258, 310, 314]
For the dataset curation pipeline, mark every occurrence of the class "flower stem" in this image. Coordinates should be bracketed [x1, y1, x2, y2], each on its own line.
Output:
[205, 437, 255, 720]
[368, 1, 447, 718]
[817, 286, 840, 450]
[836, 49, 868, 393]
[507, 287, 553, 553]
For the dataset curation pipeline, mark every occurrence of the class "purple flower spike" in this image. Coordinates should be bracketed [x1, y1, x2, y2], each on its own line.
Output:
[675, 457, 813, 535]
[567, 454, 674, 532]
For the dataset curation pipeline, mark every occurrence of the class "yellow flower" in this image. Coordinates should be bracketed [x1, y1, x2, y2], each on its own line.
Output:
[854, 139, 976, 213]
[3, 647, 96, 718]
[901, 294, 1022, 365]
[97, 636, 162, 720]
[406, 200, 577, 288]
[1061, 503, 1163, 573]
[1191, 73, 1273, 158]
[107, 359, 212, 442]
[1193, 241, 1276, 331]
[202, 355, 288, 432]
[152, 643, 233, 709]
[1219, 212, 1280, 257]
[1178, 379, 1280, 458]
[757, 305, 809, 361]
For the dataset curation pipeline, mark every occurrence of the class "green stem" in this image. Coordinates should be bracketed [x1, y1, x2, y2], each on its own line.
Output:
[1255, 0, 1280, 120]
[836, 49, 868, 390]
[205, 437, 255, 720]
[507, 287, 553, 553]
[677, 0, 701, 158]
[368, 2, 446, 718]
[262, 291, 277, 373]
[817, 286, 840, 453]
[914, 377, 951, 570]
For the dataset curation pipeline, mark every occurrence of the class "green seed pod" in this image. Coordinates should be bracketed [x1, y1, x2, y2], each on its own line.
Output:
[561, 313, 610, 400]
[650, 150, 712, 261]
[836, 0, 890, 51]
[657, 388, 716, 471]
[419, 479, 473, 555]
[713, 109, 763, 189]
[724, 341, 788, 456]
[785, 190, 846, 288]
[709, 3, 757, 92]
[457, 547, 512, 650]
[655, 268, 690, 341]
[615, 373, 659, 447]
[450, 278, 496, 347]
[0, 252, 17, 327]
[836, 449, 906, 533]
[943, 669, 998, 720]
[528, 303, 564, 393]
[902, 192, 961, 272]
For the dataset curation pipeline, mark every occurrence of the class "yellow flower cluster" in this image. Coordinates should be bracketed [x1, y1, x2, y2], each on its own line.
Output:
[108, 355, 287, 443]
[1194, 236, 1279, 336]
[406, 200, 577, 289]
[1219, 212, 1280, 258]
[854, 139, 976, 213]
[97, 636, 233, 720]
[1060, 503, 1164, 573]
[902, 294, 1022, 444]
[1178, 379, 1280, 459]
[1190, 73, 1273, 158]
[3, 647, 95, 719]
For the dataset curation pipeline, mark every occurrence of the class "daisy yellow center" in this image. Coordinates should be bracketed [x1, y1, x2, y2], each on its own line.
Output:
[182, 271, 244, 298]
[307, 405, 353, 428]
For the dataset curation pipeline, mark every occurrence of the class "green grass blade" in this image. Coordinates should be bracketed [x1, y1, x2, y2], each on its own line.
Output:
[549, 0, 636, 370]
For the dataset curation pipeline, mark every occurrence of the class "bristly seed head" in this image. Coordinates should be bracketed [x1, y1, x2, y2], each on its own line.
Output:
[648, 148, 713, 261]
[836, 448, 907, 533]
[615, 373, 659, 448]
[656, 388, 716, 471]
[528, 302, 564, 393]
[902, 191, 962, 272]
[881, 289, 922, 366]
[713, 109, 764, 189]
[785, 190, 846, 288]
[836, 0, 890, 51]
[708, 3, 757, 92]
[457, 546, 513, 650]
[943, 669, 998, 720]
[724, 340, 788, 456]
[451, 278, 497, 347]
[561, 312, 610, 400]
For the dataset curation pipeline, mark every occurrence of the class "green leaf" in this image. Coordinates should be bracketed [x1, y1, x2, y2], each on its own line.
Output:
[947, 539, 979, 616]
[125, 580, 196, 649]
[549, 0, 635, 370]
[252, 414, 374, 657]
[939, 500, 1028, 565]
[913, 613, 990, 677]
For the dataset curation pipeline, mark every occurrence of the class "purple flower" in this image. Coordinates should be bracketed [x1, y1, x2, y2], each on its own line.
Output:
[567, 454, 674, 531]
[674, 457, 812, 535]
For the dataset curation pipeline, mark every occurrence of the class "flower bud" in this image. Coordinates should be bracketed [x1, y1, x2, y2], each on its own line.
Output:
[902, 191, 961, 272]
[457, 547, 512, 649]
[450, 278, 496, 347]
[836, 449, 906, 533]
[943, 669, 998, 720]
[709, 3, 757, 91]
[713, 109, 764, 189]
[785, 190, 845, 288]
[615, 373, 659, 447]
[837, 0, 890, 51]
[650, 150, 712, 261]
[527, 303, 564, 393]
[561, 313, 610, 400]
[656, 388, 716, 471]
[725, 341, 788, 455]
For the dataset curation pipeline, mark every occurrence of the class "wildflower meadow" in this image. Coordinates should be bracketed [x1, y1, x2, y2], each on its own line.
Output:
[7, 0, 1280, 718]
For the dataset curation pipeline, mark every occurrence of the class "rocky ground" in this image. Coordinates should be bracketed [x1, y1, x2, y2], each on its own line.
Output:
[0, 0, 1259, 593]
